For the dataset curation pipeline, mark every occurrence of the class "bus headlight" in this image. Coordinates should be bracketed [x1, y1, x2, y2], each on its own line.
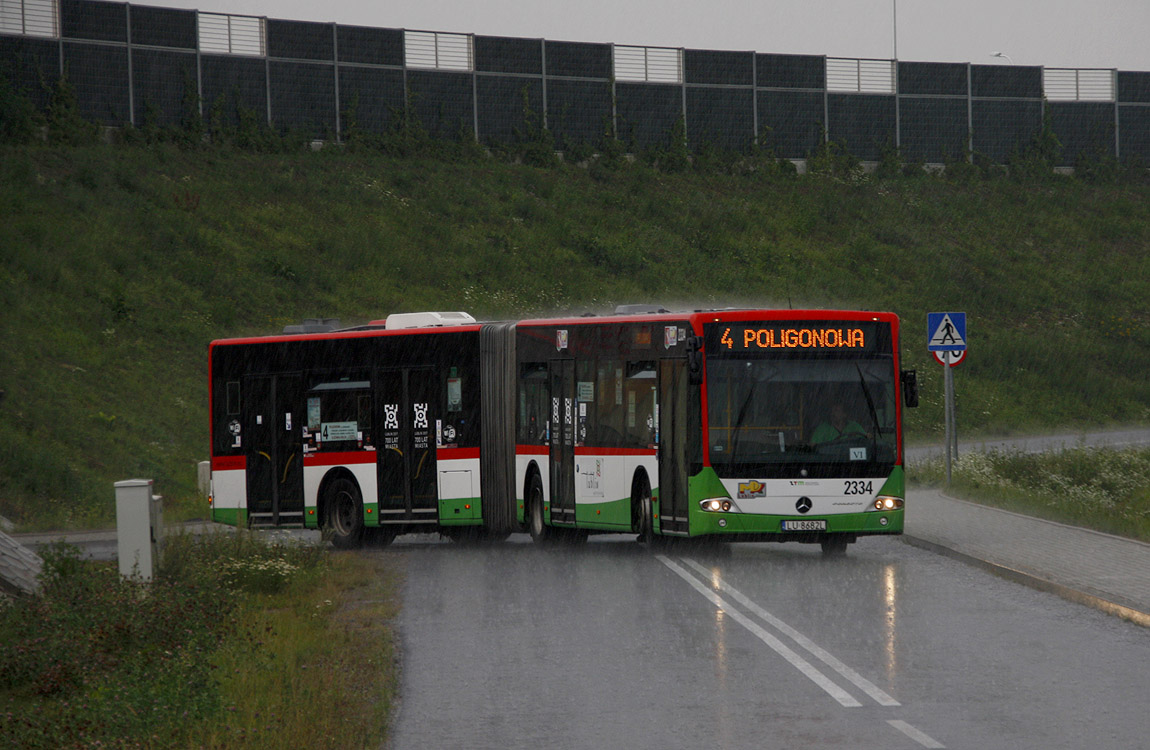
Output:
[873, 496, 903, 511]
[700, 498, 734, 512]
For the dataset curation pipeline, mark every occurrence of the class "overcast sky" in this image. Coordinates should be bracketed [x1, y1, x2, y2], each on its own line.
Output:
[158, 0, 1150, 72]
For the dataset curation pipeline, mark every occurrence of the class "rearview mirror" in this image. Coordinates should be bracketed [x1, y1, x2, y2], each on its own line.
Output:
[687, 336, 704, 385]
[901, 369, 919, 408]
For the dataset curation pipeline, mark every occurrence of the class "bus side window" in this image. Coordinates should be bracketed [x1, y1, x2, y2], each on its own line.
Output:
[308, 374, 370, 449]
[625, 360, 657, 448]
[518, 363, 548, 445]
[595, 360, 626, 448]
[215, 379, 242, 453]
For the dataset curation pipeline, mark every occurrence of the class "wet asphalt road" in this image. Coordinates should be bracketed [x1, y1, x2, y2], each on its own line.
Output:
[387, 535, 1149, 750]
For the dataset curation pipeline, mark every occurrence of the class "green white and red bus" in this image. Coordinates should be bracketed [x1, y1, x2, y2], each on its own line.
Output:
[208, 307, 918, 553]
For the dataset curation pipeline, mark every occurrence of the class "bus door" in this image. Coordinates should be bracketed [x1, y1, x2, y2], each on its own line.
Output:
[243, 374, 304, 526]
[548, 359, 576, 525]
[658, 360, 690, 534]
[377, 368, 439, 523]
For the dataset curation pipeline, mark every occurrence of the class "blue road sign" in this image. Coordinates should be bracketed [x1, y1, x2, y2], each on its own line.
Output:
[927, 312, 967, 352]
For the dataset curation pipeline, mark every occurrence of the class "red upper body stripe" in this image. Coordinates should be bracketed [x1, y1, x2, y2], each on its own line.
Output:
[304, 450, 376, 466]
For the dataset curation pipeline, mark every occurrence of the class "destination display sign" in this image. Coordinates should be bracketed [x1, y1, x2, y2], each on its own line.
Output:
[706, 321, 887, 355]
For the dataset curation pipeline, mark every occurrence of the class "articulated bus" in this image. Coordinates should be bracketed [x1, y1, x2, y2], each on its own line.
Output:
[208, 307, 918, 553]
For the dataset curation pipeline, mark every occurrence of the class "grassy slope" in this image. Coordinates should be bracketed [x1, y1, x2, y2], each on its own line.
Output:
[1, 143, 1148, 528]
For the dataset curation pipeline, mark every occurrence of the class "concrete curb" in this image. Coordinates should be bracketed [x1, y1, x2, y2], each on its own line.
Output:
[901, 534, 1150, 629]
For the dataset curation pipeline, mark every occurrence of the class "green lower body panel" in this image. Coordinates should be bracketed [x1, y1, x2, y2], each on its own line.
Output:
[438, 496, 482, 525]
[574, 497, 633, 530]
[211, 507, 245, 527]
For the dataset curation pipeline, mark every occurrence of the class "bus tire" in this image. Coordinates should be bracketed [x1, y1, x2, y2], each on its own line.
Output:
[326, 477, 365, 550]
[634, 475, 656, 546]
[527, 473, 556, 545]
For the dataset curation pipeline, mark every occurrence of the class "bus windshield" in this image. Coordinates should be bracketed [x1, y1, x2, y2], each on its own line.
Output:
[706, 357, 897, 478]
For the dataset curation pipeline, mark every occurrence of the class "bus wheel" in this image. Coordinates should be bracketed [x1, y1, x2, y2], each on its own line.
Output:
[634, 476, 655, 546]
[527, 474, 556, 545]
[821, 536, 849, 557]
[326, 478, 364, 550]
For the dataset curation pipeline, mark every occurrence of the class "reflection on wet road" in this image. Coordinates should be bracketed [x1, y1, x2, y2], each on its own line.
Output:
[388, 536, 1149, 750]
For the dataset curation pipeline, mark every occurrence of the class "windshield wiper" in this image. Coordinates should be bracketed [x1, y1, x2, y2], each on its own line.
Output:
[855, 364, 883, 441]
[727, 385, 756, 463]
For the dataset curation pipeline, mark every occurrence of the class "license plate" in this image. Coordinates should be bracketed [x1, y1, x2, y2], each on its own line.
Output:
[782, 519, 826, 531]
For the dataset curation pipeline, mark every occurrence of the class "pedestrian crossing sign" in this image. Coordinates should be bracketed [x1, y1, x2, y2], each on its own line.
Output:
[927, 312, 966, 352]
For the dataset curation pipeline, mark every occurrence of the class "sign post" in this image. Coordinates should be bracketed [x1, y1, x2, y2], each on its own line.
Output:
[927, 313, 967, 485]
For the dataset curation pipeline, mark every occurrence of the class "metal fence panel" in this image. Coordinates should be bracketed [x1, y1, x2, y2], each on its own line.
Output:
[1117, 71, 1150, 103]
[827, 93, 896, 160]
[756, 53, 824, 90]
[132, 47, 196, 126]
[63, 40, 129, 123]
[130, 5, 195, 50]
[201, 53, 268, 127]
[757, 88, 824, 158]
[614, 45, 681, 83]
[406, 69, 473, 137]
[338, 65, 404, 133]
[1043, 68, 1114, 101]
[475, 35, 541, 75]
[686, 86, 753, 150]
[615, 81, 681, 150]
[405, 30, 471, 71]
[476, 74, 542, 142]
[61, 0, 124, 42]
[827, 58, 894, 94]
[1048, 101, 1116, 161]
[1, 0, 57, 37]
[899, 97, 969, 162]
[4, 0, 1149, 164]
[971, 64, 1042, 98]
[899, 61, 967, 96]
[971, 99, 1043, 161]
[336, 24, 403, 66]
[544, 40, 610, 79]
[545, 77, 610, 146]
[1118, 105, 1150, 163]
[198, 13, 263, 56]
[0, 34, 58, 108]
[268, 18, 333, 62]
[685, 48, 752, 86]
[269, 60, 335, 136]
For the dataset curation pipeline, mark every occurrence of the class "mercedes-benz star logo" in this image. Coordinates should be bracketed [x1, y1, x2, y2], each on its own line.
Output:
[795, 497, 813, 514]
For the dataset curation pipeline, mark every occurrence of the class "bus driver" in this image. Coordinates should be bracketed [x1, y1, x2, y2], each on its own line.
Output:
[811, 403, 865, 445]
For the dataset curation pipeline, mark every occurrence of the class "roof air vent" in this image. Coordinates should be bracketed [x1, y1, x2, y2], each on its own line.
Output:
[384, 311, 477, 330]
[614, 304, 670, 315]
[283, 318, 341, 334]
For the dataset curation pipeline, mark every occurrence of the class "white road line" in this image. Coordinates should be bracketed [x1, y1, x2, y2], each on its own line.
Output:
[887, 720, 946, 748]
[656, 555, 863, 708]
[680, 557, 901, 707]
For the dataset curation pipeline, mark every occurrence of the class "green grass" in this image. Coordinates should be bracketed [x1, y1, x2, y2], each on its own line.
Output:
[0, 532, 403, 748]
[909, 446, 1150, 542]
[1, 140, 1149, 529]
